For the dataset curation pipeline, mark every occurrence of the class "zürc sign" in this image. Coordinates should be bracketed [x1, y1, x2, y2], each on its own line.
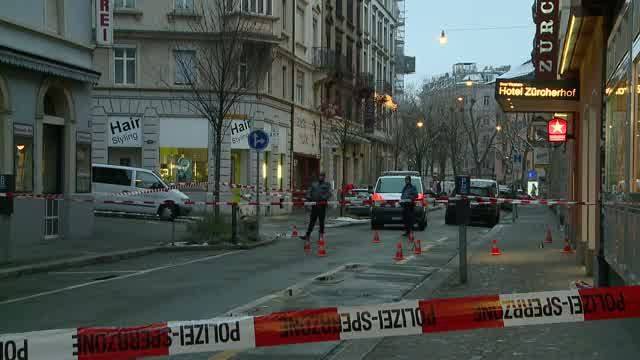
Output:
[533, 0, 559, 80]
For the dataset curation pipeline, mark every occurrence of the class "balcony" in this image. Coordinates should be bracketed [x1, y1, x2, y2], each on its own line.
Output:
[356, 72, 375, 97]
[313, 47, 353, 80]
[375, 80, 393, 95]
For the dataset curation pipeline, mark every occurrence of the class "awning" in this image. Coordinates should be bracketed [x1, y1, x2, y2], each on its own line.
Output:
[0, 45, 101, 83]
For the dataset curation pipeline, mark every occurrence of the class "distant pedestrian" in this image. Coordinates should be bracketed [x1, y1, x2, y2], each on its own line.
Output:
[401, 176, 418, 236]
[300, 172, 332, 240]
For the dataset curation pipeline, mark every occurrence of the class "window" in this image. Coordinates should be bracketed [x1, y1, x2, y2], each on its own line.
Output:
[93, 167, 133, 186]
[336, 0, 343, 17]
[175, 0, 193, 9]
[264, 70, 272, 94]
[347, 0, 354, 23]
[605, 79, 630, 193]
[346, 41, 353, 73]
[378, 19, 383, 43]
[237, 63, 248, 88]
[14, 134, 33, 193]
[383, 25, 387, 49]
[313, 18, 319, 48]
[46, 0, 61, 34]
[135, 171, 164, 189]
[632, 63, 640, 192]
[372, 12, 376, 38]
[174, 50, 196, 84]
[296, 70, 305, 104]
[282, 66, 287, 98]
[115, 0, 135, 8]
[363, 50, 368, 72]
[278, 154, 285, 189]
[484, 96, 490, 106]
[282, 0, 287, 30]
[114, 47, 136, 85]
[296, 7, 305, 39]
[160, 148, 209, 183]
[364, 6, 369, 33]
[262, 151, 270, 189]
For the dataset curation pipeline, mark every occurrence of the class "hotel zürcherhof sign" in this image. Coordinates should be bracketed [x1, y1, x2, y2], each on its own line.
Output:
[496, 80, 579, 101]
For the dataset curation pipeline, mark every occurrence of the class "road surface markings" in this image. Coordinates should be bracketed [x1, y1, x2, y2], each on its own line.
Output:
[209, 350, 241, 360]
[395, 255, 415, 265]
[0, 251, 242, 306]
[435, 237, 448, 243]
[48, 270, 141, 275]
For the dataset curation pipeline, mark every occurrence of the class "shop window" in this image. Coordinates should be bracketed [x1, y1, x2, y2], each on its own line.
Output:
[262, 151, 270, 189]
[76, 141, 91, 193]
[159, 148, 208, 184]
[605, 79, 630, 193]
[14, 135, 33, 192]
[278, 154, 284, 189]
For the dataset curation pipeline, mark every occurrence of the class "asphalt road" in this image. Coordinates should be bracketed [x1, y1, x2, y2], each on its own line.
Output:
[0, 210, 497, 359]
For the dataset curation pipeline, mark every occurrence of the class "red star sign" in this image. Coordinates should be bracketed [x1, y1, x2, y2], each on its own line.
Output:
[547, 117, 567, 142]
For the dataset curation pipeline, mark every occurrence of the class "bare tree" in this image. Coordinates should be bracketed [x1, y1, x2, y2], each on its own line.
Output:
[168, 0, 277, 217]
[460, 97, 498, 177]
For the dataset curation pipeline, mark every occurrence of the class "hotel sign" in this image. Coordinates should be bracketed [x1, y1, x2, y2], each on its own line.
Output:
[496, 80, 579, 101]
[533, 0, 559, 80]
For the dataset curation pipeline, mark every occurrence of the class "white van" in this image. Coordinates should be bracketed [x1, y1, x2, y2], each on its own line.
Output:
[92, 164, 193, 220]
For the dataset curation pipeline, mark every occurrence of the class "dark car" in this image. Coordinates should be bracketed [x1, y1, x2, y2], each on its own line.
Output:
[499, 185, 514, 211]
[445, 179, 500, 226]
[345, 188, 371, 216]
[370, 175, 428, 231]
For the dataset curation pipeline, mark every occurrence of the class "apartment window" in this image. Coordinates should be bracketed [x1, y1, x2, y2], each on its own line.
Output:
[115, 0, 135, 8]
[264, 70, 272, 94]
[363, 50, 368, 72]
[313, 18, 319, 48]
[383, 25, 387, 49]
[282, 0, 287, 30]
[378, 19, 383, 43]
[336, 0, 343, 17]
[175, 0, 194, 9]
[237, 63, 248, 88]
[174, 50, 196, 84]
[383, 65, 386, 82]
[296, 7, 305, 40]
[372, 13, 376, 38]
[347, 0, 354, 23]
[114, 47, 136, 85]
[243, 0, 271, 14]
[483, 96, 490, 106]
[364, 6, 369, 33]
[282, 66, 287, 98]
[45, 0, 62, 34]
[296, 70, 305, 104]
[346, 41, 353, 73]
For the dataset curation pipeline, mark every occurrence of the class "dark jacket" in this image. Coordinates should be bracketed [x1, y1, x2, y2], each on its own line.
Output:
[401, 183, 418, 205]
[306, 181, 332, 202]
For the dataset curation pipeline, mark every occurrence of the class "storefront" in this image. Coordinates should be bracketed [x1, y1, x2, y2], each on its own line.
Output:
[158, 118, 209, 185]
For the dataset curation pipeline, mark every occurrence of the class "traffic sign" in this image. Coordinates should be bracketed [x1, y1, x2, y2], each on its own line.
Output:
[248, 129, 270, 151]
[528, 169, 538, 180]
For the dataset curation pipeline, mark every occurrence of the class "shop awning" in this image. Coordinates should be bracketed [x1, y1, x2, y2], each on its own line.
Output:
[0, 45, 100, 83]
[495, 60, 579, 113]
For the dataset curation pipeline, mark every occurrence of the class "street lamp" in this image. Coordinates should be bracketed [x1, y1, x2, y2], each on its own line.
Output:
[496, 125, 502, 132]
[465, 80, 473, 87]
[439, 30, 448, 45]
[417, 120, 424, 128]
[457, 96, 463, 102]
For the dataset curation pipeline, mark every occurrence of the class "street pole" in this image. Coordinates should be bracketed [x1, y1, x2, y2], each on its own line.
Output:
[459, 220, 467, 283]
[256, 150, 260, 241]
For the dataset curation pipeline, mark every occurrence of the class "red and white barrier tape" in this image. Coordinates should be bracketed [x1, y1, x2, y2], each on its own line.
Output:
[1, 286, 639, 359]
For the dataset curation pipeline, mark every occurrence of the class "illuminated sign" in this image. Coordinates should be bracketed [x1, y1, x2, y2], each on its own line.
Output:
[533, 0, 559, 80]
[547, 117, 567, 142]
[496, 80, 579, 101]
[96, 0, 113, 45]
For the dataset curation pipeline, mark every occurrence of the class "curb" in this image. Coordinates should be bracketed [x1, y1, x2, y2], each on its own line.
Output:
[0, 235, 281, 280]
[0, 247, 161, 280]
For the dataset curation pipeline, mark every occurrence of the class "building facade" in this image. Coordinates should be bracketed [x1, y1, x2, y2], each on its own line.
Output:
[0, 0, 99, 262]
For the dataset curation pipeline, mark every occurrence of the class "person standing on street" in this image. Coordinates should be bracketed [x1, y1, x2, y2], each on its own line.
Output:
[300, 172, 332, 240]
[401, 176, 418, 236]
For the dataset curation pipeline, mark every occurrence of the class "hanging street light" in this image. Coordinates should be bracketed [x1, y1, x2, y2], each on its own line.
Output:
[439, 30, 448, 45]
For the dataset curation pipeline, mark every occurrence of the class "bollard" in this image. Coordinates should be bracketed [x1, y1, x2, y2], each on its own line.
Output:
[231, 203, 238, 244]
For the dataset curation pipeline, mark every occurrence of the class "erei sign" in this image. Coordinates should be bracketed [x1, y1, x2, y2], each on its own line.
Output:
[96, 0, 113, 46]
[547, 117, 567, 142]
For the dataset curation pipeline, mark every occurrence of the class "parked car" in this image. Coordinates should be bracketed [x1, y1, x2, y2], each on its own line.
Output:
[345, 188, 371, 216]
[370, 174, 428, 231]
[92, 164, 193, 220]
[499, 185, 514, 211]
[445, 179, 500, 226]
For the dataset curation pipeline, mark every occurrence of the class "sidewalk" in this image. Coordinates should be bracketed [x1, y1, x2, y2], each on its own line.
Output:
[364, 207, 640, 359]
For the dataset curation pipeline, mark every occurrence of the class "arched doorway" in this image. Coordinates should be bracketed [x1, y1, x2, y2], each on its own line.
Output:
[41, 87, 69, 194]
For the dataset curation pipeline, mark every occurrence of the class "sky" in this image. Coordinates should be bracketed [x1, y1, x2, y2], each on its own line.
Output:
[403, 0, 536, 88]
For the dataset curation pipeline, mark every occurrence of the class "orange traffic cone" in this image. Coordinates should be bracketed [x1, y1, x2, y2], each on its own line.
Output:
[394, 241, 404, 261]
[413, 238, 422, 255]
[562, 238, 573, 254]
[372, 230, 381, 244]
[544, 226, 553, 244]
[317, 234, 327, 257]
[491, 239, 502, 256]
[304, 240, 311, 255]
[291, 225, 299, 237]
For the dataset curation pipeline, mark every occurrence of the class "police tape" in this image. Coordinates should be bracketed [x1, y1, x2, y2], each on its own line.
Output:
[1, 286, 639, 359]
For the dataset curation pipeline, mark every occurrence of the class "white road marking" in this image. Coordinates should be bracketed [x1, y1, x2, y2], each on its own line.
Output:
[395, 255, 415, 264]
[0, 251, 242, 306]
[435, 237, 448, 243]
[48, 270, 141, 275]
